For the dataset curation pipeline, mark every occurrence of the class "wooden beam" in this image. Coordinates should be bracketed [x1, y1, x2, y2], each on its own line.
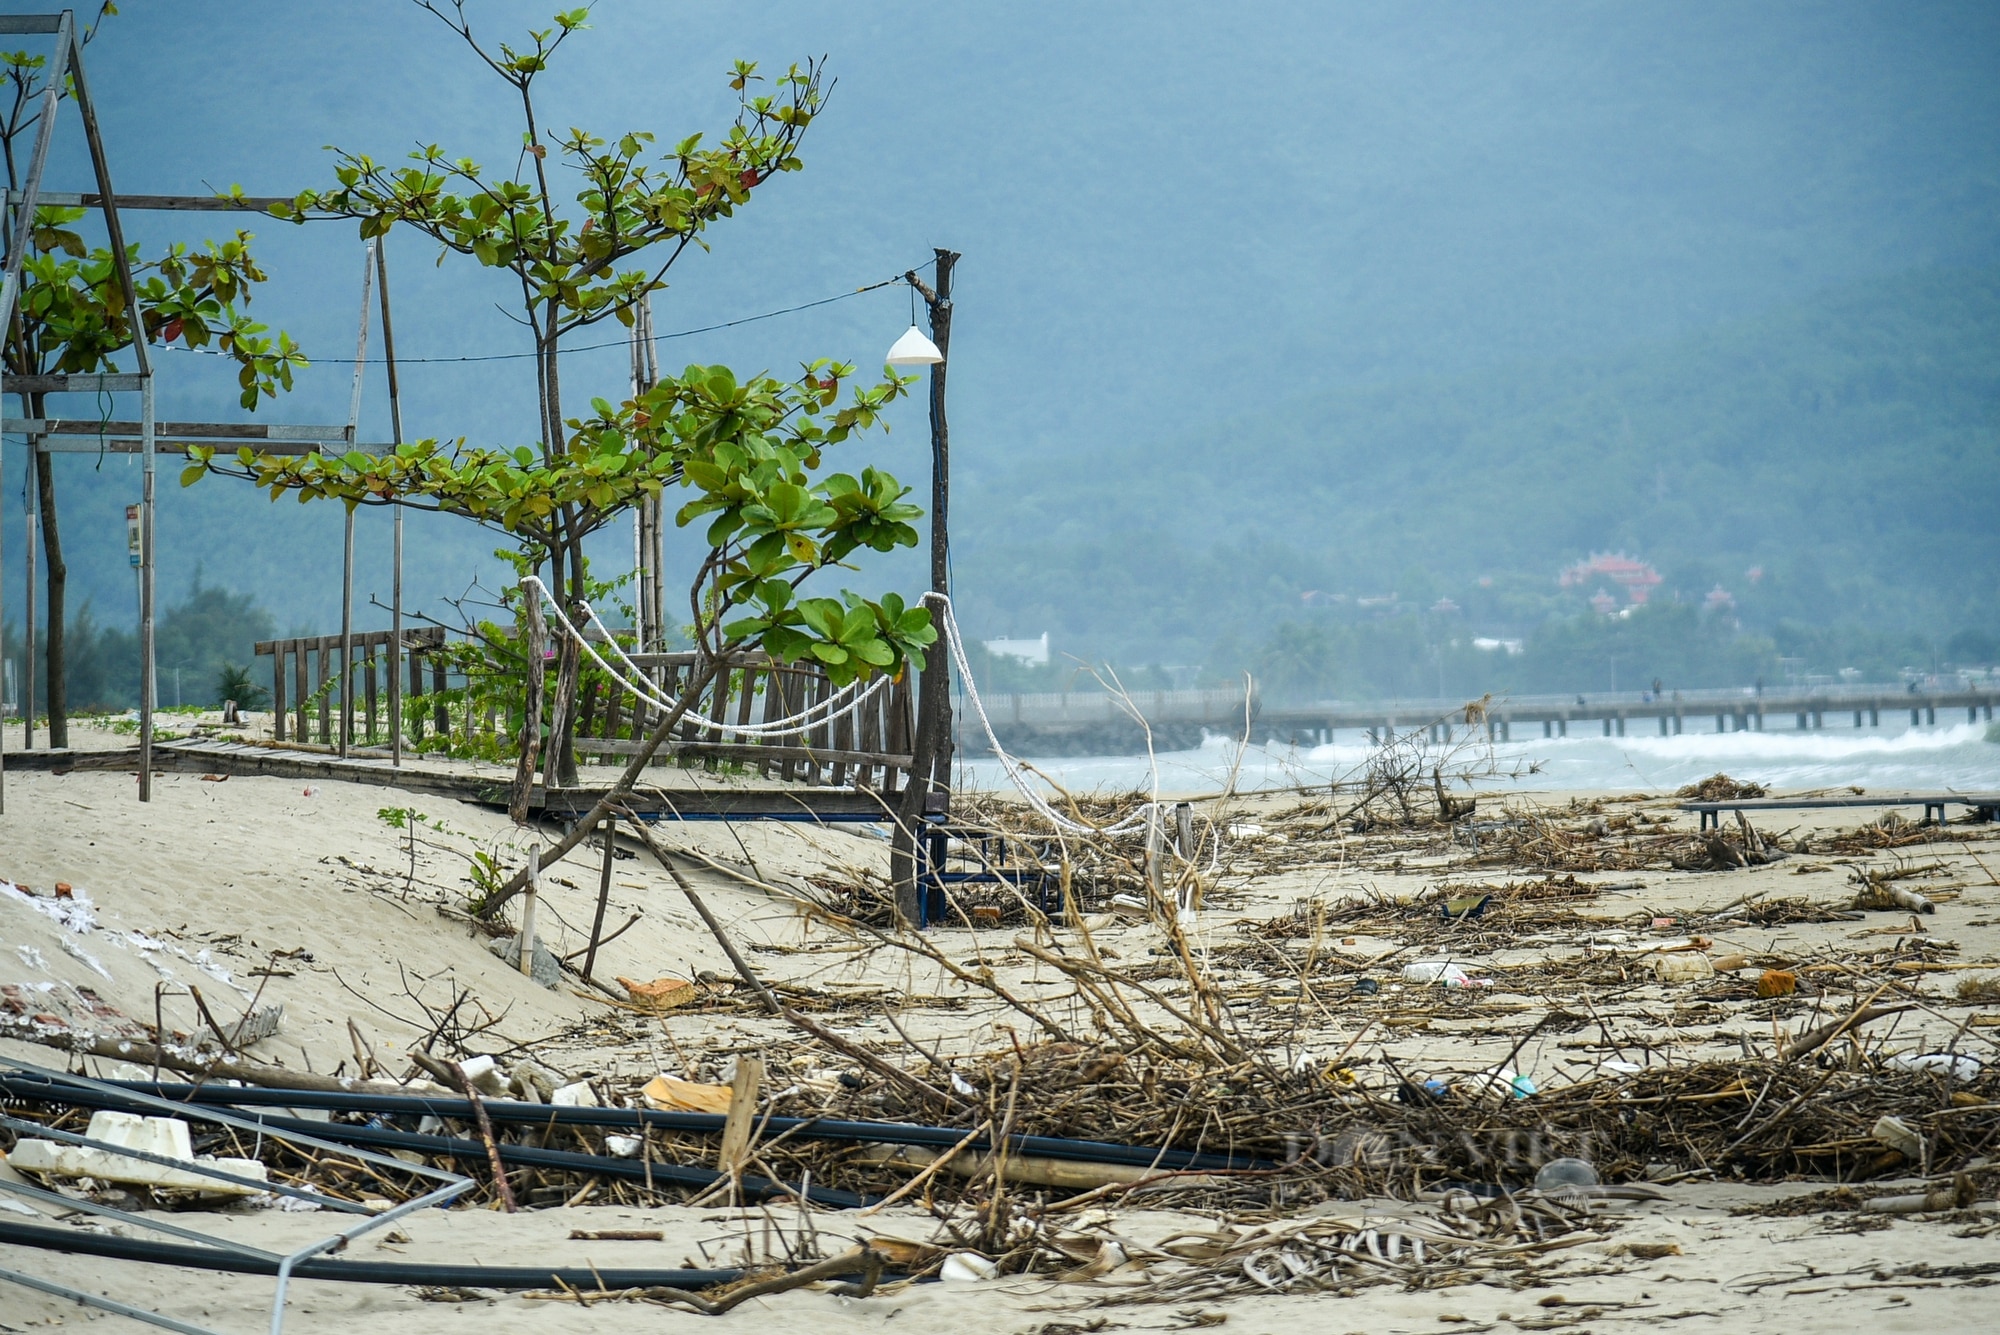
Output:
[3, 190, 297, 212]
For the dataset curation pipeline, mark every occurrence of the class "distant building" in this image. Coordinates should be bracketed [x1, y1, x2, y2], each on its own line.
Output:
[983, 632, 1050, 667]
[1561, 552, 1663, 605]
[1473, 637, 1524, 655]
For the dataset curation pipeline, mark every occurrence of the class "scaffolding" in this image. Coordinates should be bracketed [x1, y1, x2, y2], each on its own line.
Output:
[0, 12, 409, 812]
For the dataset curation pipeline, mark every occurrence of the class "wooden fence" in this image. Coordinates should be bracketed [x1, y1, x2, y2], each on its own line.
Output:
[572, 650, 918, 792]
[254, 627, 451, 747]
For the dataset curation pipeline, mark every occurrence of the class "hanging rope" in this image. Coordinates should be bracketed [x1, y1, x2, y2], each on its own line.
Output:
[931, 592, 1154, 837]
[519, 576, 888, 738]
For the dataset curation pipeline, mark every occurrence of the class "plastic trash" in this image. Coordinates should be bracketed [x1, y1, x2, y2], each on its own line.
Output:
[604, 1133, 643, 1158]
[1886, 1052, 1983, 1082]
[1755, 969, 1797, 998]
[1470, 1067, 1536, 1100]
[1534, 1157, 1600, 1193]
[1650, 953, 1715, 983]
[1403, 960, 1491, 988]
[1353, 978, 1380, 996]
[940, 1252, 999, 1283]
[1870, 1114, 1925, 1163]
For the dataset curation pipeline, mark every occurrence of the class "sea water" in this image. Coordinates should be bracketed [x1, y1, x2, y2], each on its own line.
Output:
[959, 720, 2000, 798]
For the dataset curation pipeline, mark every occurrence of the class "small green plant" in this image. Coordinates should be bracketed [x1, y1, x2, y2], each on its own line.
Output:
[463, 848, 508, 918]
[376, 806, 439, 896]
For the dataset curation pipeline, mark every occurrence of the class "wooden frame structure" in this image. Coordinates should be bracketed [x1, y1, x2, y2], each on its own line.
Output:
[0, 15, 409, 806]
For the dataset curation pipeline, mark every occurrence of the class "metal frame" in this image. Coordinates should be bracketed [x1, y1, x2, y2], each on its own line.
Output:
[0, 1059, 472, 1335]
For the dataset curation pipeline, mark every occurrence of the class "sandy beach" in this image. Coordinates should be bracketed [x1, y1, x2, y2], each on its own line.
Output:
[0, 716, 1995, 1332]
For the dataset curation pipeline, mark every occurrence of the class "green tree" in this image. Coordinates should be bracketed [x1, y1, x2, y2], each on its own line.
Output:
[249, 2, 830, 779]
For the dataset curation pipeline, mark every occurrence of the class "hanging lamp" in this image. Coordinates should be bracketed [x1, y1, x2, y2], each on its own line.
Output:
[884, 324, 943, 366]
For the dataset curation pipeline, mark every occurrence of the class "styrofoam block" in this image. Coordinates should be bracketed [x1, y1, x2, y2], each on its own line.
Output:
[6, 1112, 268, 1196]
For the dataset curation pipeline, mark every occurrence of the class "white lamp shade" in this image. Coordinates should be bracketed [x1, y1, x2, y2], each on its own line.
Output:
[884, 324, 944, 366]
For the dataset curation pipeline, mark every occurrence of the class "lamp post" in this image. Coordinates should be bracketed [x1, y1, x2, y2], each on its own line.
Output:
[887, 247, 956, 926]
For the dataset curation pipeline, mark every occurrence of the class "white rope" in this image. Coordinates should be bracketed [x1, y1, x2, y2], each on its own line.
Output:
[519, 576, 888, 738]
[932, 592, 1152, 837]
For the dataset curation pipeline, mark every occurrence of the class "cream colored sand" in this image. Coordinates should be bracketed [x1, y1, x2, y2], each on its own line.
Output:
[0, 720, 1995, 1331]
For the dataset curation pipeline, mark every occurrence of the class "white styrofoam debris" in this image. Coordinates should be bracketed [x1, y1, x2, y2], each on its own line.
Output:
[6, 1111, 268, 1196]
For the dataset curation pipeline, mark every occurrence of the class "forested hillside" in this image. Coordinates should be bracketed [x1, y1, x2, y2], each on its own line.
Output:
[955, 266, 2000, 693]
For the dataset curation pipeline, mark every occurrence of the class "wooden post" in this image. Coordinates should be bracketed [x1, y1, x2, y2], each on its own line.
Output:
[1144, 804, 1164, 902]
[715, 1056, 765, 1205]
[138, 375, 155, 798]
[510, 579, 547, 825]
[22, 466, 33, 749]
[271, 644, 287, 741]
[583, 819, 616, 982]
[518, 844, 540, 978]
[430, 656, 448, 737]
[339, 241, 374, 761]
[375, 238, 406, 768]
[892, 250, 959, 926]
[364, 644, 379, 743]
[317, 645, 333, 743]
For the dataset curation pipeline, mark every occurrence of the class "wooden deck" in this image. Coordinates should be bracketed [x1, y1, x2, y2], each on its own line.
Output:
[3, 738, 923, 822]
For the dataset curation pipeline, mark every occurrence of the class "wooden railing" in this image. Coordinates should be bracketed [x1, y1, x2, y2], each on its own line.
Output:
[254, 628, 450, 746]
[573, 650, 918, 792]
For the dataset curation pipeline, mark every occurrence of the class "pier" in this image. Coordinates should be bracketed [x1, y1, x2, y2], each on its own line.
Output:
[1256, 682, 2000, 747]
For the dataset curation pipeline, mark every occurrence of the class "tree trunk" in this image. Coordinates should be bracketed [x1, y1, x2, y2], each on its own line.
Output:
[30, 393, 66, 748]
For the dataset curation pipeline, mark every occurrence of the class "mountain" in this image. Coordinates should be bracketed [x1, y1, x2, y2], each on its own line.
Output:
[956, 266, 2000, 669]
[1, 1, 1995, 682]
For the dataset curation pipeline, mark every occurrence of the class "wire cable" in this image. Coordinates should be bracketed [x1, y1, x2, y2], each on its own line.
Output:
[158, 270, 917, 366]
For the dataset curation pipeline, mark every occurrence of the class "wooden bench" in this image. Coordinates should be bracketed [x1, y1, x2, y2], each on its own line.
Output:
[1680, 794, 2000, 830]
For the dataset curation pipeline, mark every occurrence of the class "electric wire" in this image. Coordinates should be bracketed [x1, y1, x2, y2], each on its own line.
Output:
[157, 269, 917, 366]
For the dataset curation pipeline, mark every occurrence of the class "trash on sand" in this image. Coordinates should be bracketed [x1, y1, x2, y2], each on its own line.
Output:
[457, 1055, 509, 1098]
[1403, 960, 1490, 988]
[1885, 1052, 1982, 1082]
[641, 1073, 733, 1114]
[6, 1112, 268, 1196]
[1468, 1067, 1536, 1100]
[939, 1252, 999, 1282]
[1860, 1173, 1977, 1214]
[1651, 953, 1715, 983]
[552, 1080, 599, 1107]
[1534, 1157, 1599, 1193]
[1353, 978, 1380, 996]
[603, 1134, 643, 1158]
[1441, 894, 1492, 920]
[486, 933, 561, 989]
[1755, 969, 1797, 998]
[1870, 1114, 1926, 1164]
[618, 976, 700, 1011]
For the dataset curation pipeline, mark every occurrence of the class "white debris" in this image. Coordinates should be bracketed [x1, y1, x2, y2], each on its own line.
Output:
[6, 1112, 268, 1196]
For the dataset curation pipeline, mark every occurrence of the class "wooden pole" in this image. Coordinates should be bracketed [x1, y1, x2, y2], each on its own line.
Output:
[22, 455, 33, 748]
[518, 844, 540, 978]
[509, 578, 548, 824]
[137, 376, 154, 799]
[339, 241, 375, 759]
[583, 821, 616, 982]
[892, 249, 958, 925]
[375, 239, 406, 767]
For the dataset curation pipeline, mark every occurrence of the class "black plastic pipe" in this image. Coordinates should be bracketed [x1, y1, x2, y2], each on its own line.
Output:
[0, 1075, 870, 1209]
[0, 1216, 744, 1290]
[37, 1073, 1266, 1173]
